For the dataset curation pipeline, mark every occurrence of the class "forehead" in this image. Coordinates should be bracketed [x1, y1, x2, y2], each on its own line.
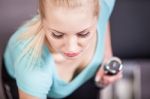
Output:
[45, 0, 91, 8]
[44, 4, 96, 33]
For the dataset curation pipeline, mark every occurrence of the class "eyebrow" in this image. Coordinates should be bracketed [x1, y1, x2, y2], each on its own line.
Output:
[49, 28, 88, 34]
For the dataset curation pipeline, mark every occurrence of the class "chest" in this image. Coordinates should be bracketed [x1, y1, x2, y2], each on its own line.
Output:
[54, 47, 95, 83]
[55, 58, 86, 83]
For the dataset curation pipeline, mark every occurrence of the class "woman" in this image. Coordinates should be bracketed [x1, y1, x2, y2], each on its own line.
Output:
[3, 0, 122, 99]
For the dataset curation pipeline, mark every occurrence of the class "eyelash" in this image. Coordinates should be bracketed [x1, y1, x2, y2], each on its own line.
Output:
[51, 33, 64, 39]
[51, 32, 90, 39]
[77, 32, 90, 38]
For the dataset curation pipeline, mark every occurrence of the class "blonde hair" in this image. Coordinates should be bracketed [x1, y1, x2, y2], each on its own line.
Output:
[16, 0, 100, 68]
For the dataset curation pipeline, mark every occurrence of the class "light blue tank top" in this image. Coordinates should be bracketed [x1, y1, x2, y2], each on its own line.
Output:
[4, 0, 116, 98]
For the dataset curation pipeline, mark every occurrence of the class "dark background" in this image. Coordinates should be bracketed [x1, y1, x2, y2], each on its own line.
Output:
[110, 0, 150, 59]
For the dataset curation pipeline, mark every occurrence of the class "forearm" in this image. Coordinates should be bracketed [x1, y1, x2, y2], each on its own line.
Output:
[103, 22, 113, 63]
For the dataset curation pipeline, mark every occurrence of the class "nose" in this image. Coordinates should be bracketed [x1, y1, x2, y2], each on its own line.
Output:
[65, 36, 78, 52]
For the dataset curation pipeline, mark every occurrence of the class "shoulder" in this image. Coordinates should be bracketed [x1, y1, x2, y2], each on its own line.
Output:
[6, 15, 39, 51]
[98, 0, 116, 24]
[102, 0, 116, 10]
[4, 23, 29, 74]
[4, 16, 53, 98]
[100, 0, 116, 15]
[5, 22, 29, 57]
[96, 0, 116, 37]
[4, 15, 41, 65]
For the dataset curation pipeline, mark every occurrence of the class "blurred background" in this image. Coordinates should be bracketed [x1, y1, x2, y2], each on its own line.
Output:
[0, 0, 150, 99]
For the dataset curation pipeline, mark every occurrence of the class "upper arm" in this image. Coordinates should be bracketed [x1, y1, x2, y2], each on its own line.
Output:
[14, 57, 53, 99]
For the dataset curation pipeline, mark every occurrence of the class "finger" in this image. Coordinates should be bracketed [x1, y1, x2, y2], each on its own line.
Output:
[96, 76, 110, 87]
[95, 65, 105, 82]
[103, 72, 123, 84]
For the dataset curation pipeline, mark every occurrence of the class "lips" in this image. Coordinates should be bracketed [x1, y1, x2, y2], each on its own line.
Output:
[64, 52, 80, 57]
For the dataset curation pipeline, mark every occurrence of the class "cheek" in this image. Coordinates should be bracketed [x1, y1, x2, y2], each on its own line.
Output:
[79, 39, 91, 48]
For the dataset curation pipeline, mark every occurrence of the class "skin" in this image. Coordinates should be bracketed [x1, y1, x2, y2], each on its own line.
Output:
[19, 1, 122, 99]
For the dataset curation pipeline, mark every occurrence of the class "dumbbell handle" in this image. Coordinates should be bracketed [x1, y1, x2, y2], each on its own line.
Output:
[104, 57, 123, 75]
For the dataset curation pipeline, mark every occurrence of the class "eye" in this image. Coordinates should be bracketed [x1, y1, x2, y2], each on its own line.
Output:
[51, 32, 64, 39]
[77, 32, 90, 38]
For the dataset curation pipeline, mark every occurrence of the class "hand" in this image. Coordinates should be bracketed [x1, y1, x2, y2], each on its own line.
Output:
[95, 64, 123, 88]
